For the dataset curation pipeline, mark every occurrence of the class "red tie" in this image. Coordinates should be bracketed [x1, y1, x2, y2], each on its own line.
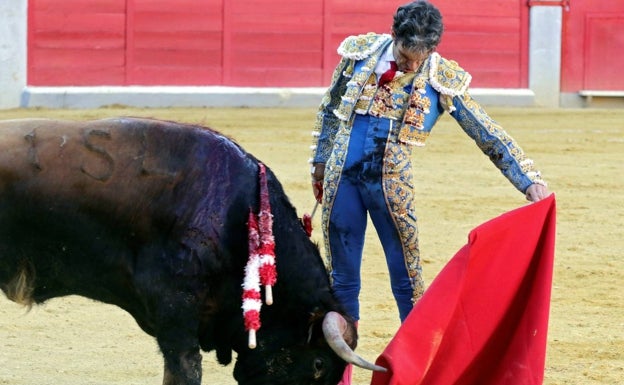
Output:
[378, 61, 398, 86]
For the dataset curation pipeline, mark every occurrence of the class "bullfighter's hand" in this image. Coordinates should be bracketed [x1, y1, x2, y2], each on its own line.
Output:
[312, 181, 323, 203]
[311, 163, 325, 203]
[525, 183, 550, 202]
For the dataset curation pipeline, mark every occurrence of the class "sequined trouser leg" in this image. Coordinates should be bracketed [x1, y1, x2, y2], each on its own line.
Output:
[324, 114, 424, 322]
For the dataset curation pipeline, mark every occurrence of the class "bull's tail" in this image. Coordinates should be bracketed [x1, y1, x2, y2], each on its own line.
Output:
[5, 260, 35, 309]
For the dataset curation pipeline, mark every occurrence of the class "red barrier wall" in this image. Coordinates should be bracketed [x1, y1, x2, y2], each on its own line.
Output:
[28, 0, 127, 85]
[561, 0, 624, 92]
[434, 0, 528, 88]
[27, 0, 528, 88]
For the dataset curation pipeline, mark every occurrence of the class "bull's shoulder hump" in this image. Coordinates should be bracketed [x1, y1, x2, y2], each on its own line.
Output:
[108, 117, 250, 158]
[0, 118, 87, 139]
[0, 118, 73, 129]
[0, 117, 249, 160]
[0, 118, 54, 125]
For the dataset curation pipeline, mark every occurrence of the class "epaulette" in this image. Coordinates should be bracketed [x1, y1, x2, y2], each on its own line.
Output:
[428, 52, 472, 96]
[337, 33, 392, 61]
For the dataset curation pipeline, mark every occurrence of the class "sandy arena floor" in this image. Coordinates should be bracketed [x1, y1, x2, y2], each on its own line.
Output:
[0, 107, 622, 384]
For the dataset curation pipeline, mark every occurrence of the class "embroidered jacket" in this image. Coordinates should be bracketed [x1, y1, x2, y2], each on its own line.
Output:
[311, 33, 546, 193]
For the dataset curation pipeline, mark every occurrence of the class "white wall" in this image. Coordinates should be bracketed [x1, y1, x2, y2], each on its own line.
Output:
[529, 5, 563, 108]
[0, 0, 28, 109]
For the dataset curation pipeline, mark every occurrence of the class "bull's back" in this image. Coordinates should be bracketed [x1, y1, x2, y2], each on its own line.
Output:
[0, 117, 255, 232]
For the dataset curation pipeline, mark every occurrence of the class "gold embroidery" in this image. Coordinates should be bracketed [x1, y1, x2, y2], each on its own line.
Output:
[429, 53, 471, 98]
[396, 75, 431, 146]
[382, 140, 424, 300]
[368, 72, 417, 120]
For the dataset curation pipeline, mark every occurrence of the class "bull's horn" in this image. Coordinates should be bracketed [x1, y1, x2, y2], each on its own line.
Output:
[322, 311, 387, 372]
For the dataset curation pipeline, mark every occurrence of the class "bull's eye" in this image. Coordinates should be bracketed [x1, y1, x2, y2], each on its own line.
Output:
[313, 358, 325, 379]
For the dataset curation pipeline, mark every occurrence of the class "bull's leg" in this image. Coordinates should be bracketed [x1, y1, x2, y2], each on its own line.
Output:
[158, 334, 203, 385]
[152, 295, 203, 385]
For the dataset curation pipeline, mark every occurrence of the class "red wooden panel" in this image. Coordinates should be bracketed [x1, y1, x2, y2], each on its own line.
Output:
[322, 0, 527, 88]
[26, 0, 532, 88]
[322, 0, 404, 83]
[129, 68, 222, 85]
[328, 15, 394, 34]
[126, 0, 224, 85]
[31, 47, 125, 67]
[443, 15, 520, 35]
[228, 0, 320, 14]
[226, 10, 322, 33]
[560, 0, 624, 92]
[30, 67, 126, 86]
[30, 12, 125, 49]
[132, 48, 221, 67]
[434, 0, 519, 17]
[583, 14, 624, 90]
[132, 32, 222, 51]
[231, 50, 321, 68]
[447, 50, 521, 69]
[33, 0, 125, 12]
[228, 68, 323, 87]
[330, 0, 408, 15]
[132, 0, 214, 12]
[469, 68, 522, 89]
[223, 0, 323, 85]
[31, 11, 125, 30]
[231, 33, 322, 52]
[435, 4, 525, 88]
[32, 32, 124, 50]
[28, 0, 126, 85]
[441, 32, 521, 53]
[132, 12, 222, 33]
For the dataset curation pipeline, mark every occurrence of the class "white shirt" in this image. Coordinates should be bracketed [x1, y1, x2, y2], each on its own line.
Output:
[374, 42, 396, 78]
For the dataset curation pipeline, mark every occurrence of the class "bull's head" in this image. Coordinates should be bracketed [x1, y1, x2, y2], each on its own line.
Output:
[233, 311, 385, 385]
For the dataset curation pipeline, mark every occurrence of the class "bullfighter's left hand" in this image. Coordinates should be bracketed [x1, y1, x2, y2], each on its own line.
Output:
[525, 183, 550, 202]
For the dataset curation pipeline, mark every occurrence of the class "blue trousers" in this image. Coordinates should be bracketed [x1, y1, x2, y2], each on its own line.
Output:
[327, 114, 415, 322]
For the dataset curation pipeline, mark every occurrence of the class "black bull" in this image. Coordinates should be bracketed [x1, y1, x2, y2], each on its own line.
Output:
[0, 118, 385, 385]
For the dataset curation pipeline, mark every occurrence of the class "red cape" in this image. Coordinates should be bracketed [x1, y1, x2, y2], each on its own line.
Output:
[371, 195, 556, 385]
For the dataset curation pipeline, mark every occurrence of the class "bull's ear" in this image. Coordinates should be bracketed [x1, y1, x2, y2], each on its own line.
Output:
[307, 309, 358, 349]
[307, 308, 326, 344]
[337, 316, 357, 350]
[312, 308, 358, 349]
[309, 307, 325, 323]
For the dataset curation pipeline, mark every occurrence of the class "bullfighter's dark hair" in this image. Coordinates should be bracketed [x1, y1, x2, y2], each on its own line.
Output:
[392, 0, 444, 54]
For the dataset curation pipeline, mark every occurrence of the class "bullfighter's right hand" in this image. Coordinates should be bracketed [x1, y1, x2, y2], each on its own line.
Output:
[312, 181, 323, 203]
[311, 163, 325, 203]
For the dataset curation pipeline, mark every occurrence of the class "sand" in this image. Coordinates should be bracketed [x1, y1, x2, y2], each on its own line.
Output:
[0, 106, 622, 384]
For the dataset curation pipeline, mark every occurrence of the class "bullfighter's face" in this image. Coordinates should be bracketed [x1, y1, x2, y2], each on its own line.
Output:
[392, 40, 431, 73]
